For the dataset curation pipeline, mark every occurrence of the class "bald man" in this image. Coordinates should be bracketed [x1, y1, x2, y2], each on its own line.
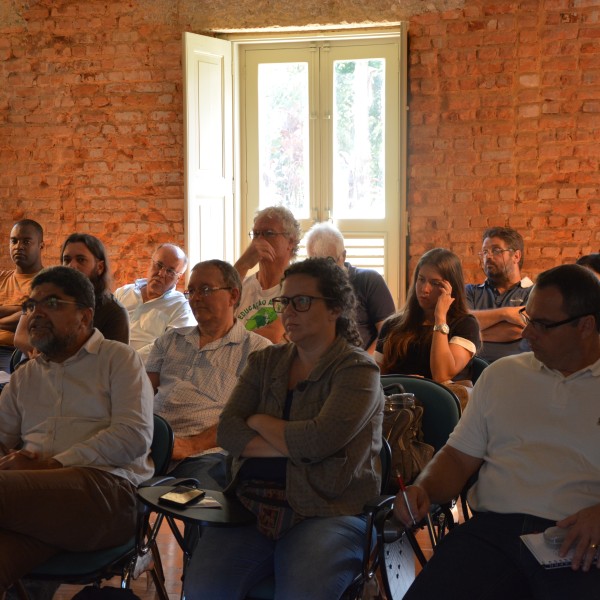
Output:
[115, 244, 196, 362]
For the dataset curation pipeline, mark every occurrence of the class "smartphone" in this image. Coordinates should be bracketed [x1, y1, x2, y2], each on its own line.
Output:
[158, 485, 206, 508]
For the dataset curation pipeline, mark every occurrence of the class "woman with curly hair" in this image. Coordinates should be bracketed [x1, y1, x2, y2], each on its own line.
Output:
[376, 247, 480, 383]
[184, 258, 383, 600]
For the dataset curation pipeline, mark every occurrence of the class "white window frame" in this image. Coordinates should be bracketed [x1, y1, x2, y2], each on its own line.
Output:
[183, 26, 408, 304]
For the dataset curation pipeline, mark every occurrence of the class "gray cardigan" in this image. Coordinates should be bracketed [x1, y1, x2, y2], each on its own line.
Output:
[217, 336, 384, 517]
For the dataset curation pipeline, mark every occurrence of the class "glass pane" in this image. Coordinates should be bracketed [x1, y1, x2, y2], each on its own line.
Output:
[333, 58, 385, 219]
[258, 63, 309, 218]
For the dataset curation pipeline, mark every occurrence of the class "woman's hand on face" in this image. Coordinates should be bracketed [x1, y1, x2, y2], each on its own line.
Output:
[434, 279, 454, 321]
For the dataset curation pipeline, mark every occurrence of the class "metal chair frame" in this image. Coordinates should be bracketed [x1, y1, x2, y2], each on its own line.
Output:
[13, 414, 175, 600]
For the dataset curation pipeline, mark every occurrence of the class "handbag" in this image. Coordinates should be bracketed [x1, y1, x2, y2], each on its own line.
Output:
[382, 383, 434, 491]
[236, 479, 304, 540]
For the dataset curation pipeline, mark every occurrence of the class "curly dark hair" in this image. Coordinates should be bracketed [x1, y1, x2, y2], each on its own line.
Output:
[283, 258, 362, 347]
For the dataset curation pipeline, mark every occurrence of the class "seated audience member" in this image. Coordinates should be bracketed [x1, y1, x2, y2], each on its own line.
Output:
[0, 219, 44, 372]
[234, 206, 301, 343]
[0, 266, 153, 591]
[146, 260, 271, 490]
[14, 233, 130, 360]
[184, 258, 384, 600]
[466, 226, 533, 362]
[305, 221, 395, 353]
[375, 248, 480, 384]
[395, 263, 600, 600]
[576, 253, 600, 279]
[61, 234, 129, 343]
[115, 243, 195, 362]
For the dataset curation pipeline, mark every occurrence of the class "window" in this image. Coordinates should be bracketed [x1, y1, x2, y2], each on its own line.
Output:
[184, 28, 408, 303]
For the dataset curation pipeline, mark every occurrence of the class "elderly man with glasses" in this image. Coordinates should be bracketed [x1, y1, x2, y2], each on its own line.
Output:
[146, 260, 270, 490]
[234, 206, 302, 343]
[466, 226, 534, 362]
[115, 243, 195, 362]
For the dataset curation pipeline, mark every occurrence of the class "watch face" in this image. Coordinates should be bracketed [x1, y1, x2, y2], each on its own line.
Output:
[434, 324, 450, 334]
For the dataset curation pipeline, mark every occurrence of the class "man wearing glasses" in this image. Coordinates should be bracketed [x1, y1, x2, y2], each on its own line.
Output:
[396, 264, 600, 599]
[0, 266, 153, 590]
[115, 243, 195, 362]
[466, 226, 534, 362]
[146, 260, 270, 489]
[234, 206, 302, 343]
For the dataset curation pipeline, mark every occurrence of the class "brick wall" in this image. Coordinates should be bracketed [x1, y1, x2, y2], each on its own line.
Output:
[0, 0, 599, 287]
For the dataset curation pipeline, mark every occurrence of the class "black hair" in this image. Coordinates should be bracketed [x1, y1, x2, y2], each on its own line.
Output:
[31, 266, 96, 313]
[535, 264, 600, 332]
[283, 257, 361, 346]
[61, 233, 111, 296]
[482, 226, 524, 268]
[13, 219, 44, 241]
[576, 253, 600, 277]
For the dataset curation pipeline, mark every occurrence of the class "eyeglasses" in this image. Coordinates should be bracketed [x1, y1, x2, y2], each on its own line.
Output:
[184, 286, 232, 300]
[151, 260, 181, 279]
[477, 248, 513, 259]
[272, 295, 335, 313]
[519, 307, 596, 332]
[22, 296, 84, 315]
[249, 230, 287, 240]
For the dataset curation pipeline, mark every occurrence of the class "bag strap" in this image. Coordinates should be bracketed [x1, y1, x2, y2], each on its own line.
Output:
[383, 383, 406, 396]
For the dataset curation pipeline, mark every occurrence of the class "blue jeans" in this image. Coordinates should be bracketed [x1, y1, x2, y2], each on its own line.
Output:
[183, 514, 368, 600]
[169, 452, 229, 491]
[405, 512, 600, 600]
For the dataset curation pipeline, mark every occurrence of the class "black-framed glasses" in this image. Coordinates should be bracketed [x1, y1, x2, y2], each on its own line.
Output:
[22, 296, 85, 315]
[477, 248, 513, 259]
[519, 307, 595, 332]
[151, 260, 181, 279]
[184, 286, 232, 300]
[249, 230, 287, 240]
[272, 295, 336, 313]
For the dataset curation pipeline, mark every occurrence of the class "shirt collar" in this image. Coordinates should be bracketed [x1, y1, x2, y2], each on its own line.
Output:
[39, 328, 104, 365]
[183, 319, 247, 350]
[480, 276, 534, 291]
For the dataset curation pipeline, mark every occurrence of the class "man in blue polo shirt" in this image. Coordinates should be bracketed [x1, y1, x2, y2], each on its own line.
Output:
[466, 227, 533, 362]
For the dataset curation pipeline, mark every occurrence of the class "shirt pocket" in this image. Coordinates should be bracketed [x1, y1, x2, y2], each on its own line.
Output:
[139, 309, 170, 338]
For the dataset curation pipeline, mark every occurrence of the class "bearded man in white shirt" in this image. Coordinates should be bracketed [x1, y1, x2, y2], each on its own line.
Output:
[0, 266, 154, 591]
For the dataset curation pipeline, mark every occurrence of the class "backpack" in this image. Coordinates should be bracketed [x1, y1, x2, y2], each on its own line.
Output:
[382, 383, 434, 492]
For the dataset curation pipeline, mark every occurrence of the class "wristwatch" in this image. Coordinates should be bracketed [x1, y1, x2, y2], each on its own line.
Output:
[433, 323, 450, 335]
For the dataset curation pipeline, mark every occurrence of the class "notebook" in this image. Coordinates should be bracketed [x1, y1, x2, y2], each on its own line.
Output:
[521, 532, 598, 569]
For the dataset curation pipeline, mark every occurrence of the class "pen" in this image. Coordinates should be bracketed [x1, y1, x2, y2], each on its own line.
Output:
[396, 471, 418, 527]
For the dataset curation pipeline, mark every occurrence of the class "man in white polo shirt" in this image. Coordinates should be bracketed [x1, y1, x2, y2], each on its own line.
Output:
[395, 264, 600, 600]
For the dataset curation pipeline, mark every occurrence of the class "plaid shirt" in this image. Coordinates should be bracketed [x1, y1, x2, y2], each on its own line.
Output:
[146, 321, 271, 455]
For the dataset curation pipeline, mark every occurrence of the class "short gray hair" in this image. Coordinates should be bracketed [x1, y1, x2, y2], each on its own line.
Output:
[255, 206, 302, 257]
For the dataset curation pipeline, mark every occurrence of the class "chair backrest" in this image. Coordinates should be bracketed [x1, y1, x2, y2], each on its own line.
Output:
[151, 414, 175, 477]
[380, 374, 461, 453]
[471, 356, 489, 384]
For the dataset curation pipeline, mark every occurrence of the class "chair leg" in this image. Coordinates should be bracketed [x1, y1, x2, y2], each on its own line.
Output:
[11, 582, 29, 600]
[149, 566, 171, 600]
